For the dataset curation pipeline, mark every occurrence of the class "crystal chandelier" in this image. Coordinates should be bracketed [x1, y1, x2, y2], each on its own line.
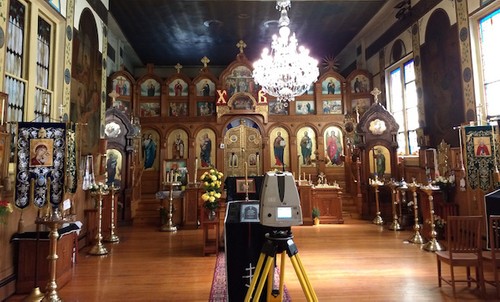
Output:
[253, 0, 319, 105]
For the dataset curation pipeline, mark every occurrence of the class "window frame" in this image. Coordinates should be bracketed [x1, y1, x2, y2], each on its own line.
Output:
[385, 54, 419, 156]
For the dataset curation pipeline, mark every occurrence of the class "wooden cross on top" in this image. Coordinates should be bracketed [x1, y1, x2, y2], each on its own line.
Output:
[109, 90, 120, 107]
[201, 56, 210, 68]
[236, 40, 247, 53]
[371, 87, 381, 103]
[174, 63, 183, 74]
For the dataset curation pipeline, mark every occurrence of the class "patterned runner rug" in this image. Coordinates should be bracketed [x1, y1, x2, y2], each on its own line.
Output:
[209, 252, 292, 301]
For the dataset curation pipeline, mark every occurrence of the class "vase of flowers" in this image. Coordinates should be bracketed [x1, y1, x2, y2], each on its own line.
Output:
[432, 175, 455, 202]
[200, 168, 223, 221]
[0, 200, 14, 224]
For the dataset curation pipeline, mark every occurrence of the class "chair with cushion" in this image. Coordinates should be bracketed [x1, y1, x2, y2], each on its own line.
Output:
[436, 215, 485, 297]
[483, 215, 500, 298]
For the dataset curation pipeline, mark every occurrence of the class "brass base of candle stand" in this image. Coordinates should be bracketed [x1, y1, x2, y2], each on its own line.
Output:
[423, 238, 445, 252]
[388, 219, 402, 231]
[88, 241, 108, 256]
[25, 286, 44, 302]
[104, 234, 120, 243]
[160, 222, 177, 232]
[408, 231, 426, 244]
[372, 213, 384, 225]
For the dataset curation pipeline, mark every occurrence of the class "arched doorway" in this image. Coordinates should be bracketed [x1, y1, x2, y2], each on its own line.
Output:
[223, 118, 262, 177]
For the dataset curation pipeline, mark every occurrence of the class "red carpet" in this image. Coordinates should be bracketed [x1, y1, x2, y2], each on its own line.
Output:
[209, 252, 292, 301]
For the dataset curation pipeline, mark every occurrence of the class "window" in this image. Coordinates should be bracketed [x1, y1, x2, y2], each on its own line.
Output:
[386, 58, 419, 155]
[477, 8, 500, 119]
[5, 0, 60, 124]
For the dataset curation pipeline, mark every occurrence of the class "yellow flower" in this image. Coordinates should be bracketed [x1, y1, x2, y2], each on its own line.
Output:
[201, 193, 210, 201]
[208, 196, 215, 202]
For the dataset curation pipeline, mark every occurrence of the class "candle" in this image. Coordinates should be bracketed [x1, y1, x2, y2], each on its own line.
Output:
[163, 162, 167, 183]
[1, 98, 4, 125]
[47, 177, 51, 205]
[244, 162, 248, 183]
[298, 155, 301, 180]
[256, 154, 260, 175]
[303, 172, 306, 180]
[309, 174, 311, 182]
[187, 173, 190, 184]
[433, 149, 438, 178]
[194, 158, 198, 182]
[372, 148, 376, 176]
[30, 178, 35, 203]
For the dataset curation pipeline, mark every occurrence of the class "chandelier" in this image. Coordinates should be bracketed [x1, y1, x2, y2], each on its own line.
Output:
[253, 0, 319, 105]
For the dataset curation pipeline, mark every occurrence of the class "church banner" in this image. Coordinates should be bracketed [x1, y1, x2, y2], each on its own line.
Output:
[66, 125, 77, 193]
[15, 122, 67, 209]
[464, 125, 496, 191]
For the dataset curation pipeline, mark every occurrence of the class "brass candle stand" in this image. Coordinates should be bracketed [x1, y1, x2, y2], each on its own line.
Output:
[388, 179, 402, 231]
[88, 187, 109, 255]
[421, 183, 445, 252]
[406, 181, 426, 244]
[369, 177, 384, 225]
[161, 180, 181, 232]
[35, 206, 72, 302]
[104, 184, 120, 243]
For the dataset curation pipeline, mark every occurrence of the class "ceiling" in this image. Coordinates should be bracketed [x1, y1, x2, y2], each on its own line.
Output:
[109, 0, 391, 68]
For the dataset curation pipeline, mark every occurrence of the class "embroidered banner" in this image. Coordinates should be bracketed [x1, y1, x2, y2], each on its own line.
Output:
[464, 125, 496, 191]
[15, 122, 67, 209]
[66, 125, 77, 193]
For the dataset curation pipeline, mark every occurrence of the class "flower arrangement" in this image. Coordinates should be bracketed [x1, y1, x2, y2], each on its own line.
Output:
[0, 200, 14, 224]
[428, 215, 446, 230]
[89, 182, 109, 194]
[200, 168, 223, 211]
[432, 175, 455, 189]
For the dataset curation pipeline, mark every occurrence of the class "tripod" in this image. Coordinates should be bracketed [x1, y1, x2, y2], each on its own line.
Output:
[244, 229, 318, 302]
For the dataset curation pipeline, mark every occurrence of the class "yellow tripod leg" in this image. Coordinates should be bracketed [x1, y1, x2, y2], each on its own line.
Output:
[266, 251, 286, 302]
[244, 252, 267, 302]
[290, 254, 318, 302]
[293, 253, 317, 301]
[252, 255, 275, 302]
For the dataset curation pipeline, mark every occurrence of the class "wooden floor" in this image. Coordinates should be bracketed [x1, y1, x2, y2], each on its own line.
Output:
[5, 217, 499, 302]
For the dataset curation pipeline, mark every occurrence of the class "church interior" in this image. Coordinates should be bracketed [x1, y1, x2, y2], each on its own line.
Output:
[1, 0, 500, 301]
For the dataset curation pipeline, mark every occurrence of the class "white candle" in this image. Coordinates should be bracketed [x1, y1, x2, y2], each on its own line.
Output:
[1, 98, 4, 125]
[163, 162, 167, 182]
[433, 149, 438, 178]
[298, 155, 301, 180]
[194, 158, 198, 182]
[244, 162, 248, 183]
[256, 154, 260, 175]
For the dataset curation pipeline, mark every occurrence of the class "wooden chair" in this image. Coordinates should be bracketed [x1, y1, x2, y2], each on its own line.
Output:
[436, 216, 485, 297]
[482, 215, 500, 298]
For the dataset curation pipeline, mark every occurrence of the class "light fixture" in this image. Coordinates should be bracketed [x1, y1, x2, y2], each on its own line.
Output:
[253, 0, 319, 105]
